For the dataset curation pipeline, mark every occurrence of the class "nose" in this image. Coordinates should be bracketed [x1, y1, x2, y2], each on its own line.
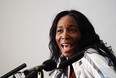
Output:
[61, 31, 70, 40]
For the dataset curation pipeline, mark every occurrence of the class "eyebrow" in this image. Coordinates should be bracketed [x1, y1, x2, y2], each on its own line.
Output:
[57, 26, 62, 28]
[57, 25, 77, 28]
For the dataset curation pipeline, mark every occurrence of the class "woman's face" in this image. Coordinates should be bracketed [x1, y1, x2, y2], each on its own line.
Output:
[55, 15, 81, 58]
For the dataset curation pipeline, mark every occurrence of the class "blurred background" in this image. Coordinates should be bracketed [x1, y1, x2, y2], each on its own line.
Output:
[0, 0, 116, 78]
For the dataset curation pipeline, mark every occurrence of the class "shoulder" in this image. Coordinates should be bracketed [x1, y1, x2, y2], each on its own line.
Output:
[85, 48, 98, 54]
[84, 48, 108, 64]
[73, 48, 116, 77]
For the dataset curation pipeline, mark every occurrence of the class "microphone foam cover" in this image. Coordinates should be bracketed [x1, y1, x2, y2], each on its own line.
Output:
[43, 59, 56, 71]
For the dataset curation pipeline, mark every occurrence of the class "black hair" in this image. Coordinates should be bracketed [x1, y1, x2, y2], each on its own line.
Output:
[49, 10, 116, 71]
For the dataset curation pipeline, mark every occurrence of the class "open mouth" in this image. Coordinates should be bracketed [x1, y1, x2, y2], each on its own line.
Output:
[61, 43, 73, 51]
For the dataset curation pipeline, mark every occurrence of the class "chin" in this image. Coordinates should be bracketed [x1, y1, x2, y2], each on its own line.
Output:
[63, 53, 72, 58]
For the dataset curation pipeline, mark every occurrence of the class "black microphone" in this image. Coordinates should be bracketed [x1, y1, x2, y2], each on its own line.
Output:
[24, 59, 56, 74]
[0, 63, 27, 78]
[58, 52, 84, 69]
[24, 59, 56, 78]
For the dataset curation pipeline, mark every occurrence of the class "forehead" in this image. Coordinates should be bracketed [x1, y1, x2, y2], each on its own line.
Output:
[58, 15, 77, 23]
[57, 15, 78, 28]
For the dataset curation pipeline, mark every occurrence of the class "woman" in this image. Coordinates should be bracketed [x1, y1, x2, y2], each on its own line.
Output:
[49, 10, 116, 78]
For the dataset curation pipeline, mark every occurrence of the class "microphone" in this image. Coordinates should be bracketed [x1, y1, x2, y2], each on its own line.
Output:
[24, 59, 56, 78]
[0, 63, 27, 78]
[24, 59, 56, 74]
[58, 52, 84, 69]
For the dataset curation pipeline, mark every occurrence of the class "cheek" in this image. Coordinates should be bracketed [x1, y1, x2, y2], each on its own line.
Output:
[55, 35, 60, 46]
[74, 33, 81, 42]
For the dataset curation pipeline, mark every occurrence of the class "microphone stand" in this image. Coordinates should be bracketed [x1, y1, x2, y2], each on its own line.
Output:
[25, 70, 43, 78]
[38, 70, 44, 78]
[0, 63, 27, 78]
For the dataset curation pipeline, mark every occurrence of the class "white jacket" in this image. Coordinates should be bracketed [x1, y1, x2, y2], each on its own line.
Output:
[52, 48, 116, 78]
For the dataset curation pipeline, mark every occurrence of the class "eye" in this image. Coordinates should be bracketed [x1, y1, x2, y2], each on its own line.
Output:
[56, 29, 63, 33]
[69, 28, 77, 33]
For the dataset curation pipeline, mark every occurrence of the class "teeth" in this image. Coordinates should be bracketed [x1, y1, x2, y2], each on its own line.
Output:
[62, 44, 69, 46]
[61, 43, 73, 51]
[62, 43, 72, 47]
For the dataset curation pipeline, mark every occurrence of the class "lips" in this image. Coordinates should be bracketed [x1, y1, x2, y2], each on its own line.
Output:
[61, 43, 73, 52]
